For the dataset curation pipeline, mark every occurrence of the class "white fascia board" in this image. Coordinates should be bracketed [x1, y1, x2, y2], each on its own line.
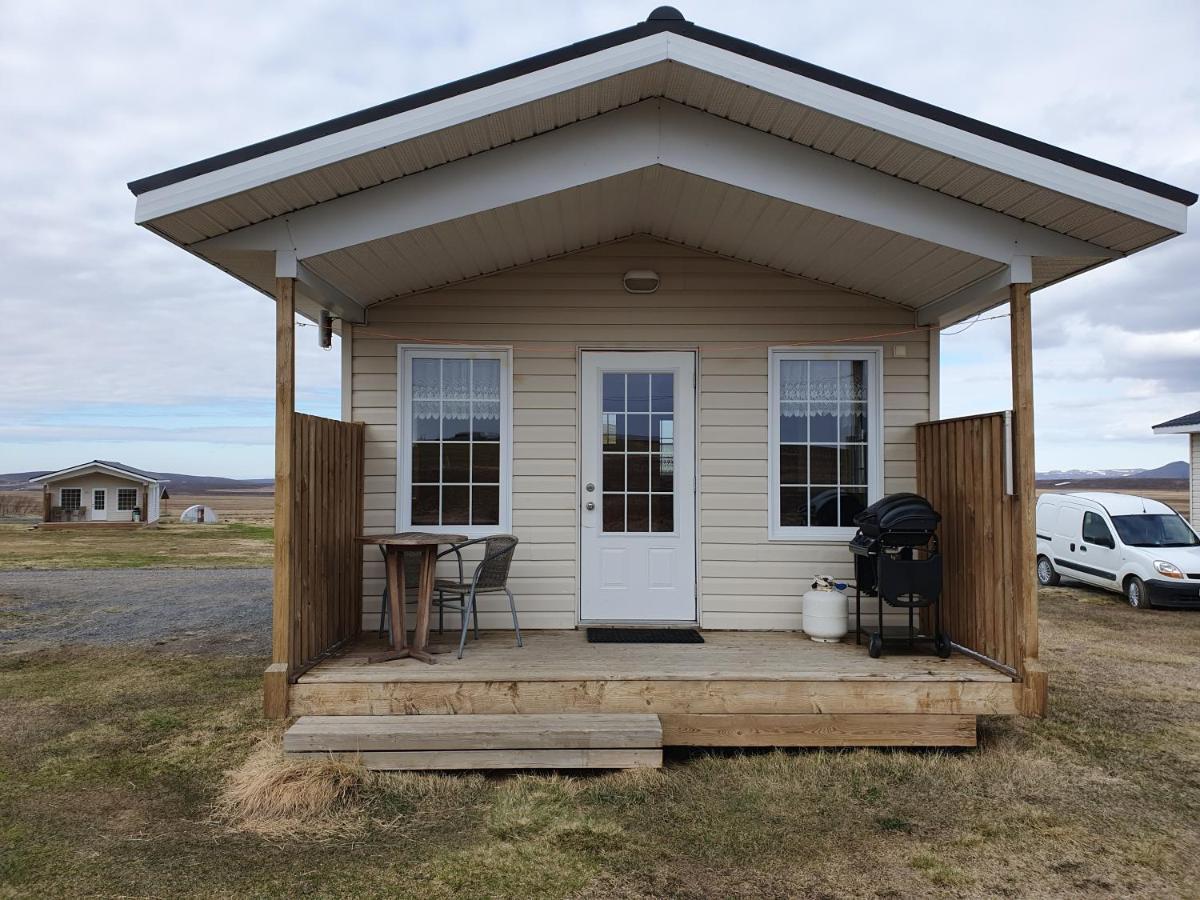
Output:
[196, 101, 1114, 268]
[916, 259, 1030, 327]
[665, 35, 1189, 234]
[1152, 424, 1200, 434]
[133, 35, 673, 224]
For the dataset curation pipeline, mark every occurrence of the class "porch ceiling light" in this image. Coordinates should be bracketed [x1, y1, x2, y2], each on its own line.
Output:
[623, 270, 660, 294]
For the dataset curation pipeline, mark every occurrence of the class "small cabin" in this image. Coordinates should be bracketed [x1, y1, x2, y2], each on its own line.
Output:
[1152, 412, 1200, 528]
[31, 460, 167, 525]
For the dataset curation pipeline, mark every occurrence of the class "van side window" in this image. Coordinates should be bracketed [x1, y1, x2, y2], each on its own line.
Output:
[1082, 511, 1115, 548]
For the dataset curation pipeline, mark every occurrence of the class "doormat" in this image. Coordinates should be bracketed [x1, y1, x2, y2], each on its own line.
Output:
[586, 627, 704, 644]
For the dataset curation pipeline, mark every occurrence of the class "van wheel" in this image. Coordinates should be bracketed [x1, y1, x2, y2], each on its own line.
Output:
[1036, 556, 1060, 587]
[1125, 576, 1152, 611]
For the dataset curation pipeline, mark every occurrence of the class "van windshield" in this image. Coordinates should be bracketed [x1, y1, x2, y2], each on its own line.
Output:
[1110, 514, 1200, 548]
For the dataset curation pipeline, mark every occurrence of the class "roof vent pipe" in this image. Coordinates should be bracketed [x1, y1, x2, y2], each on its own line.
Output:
[646, 6, 687, 22]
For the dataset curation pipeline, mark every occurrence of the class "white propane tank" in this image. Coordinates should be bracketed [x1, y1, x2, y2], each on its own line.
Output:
[802, 576, 849, 642]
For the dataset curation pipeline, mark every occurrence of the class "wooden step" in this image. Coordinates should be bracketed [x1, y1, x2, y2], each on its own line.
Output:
[283, 713, 663, 770]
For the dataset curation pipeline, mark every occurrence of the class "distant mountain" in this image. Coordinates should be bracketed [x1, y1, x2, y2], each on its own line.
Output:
[1036, 460, 1189, 481]
[0, 470, 273, 493]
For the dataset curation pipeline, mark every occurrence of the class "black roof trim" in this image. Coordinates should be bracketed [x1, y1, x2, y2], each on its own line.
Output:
[1153, 410, 1200, 429]
[128, 13, 1198, 207]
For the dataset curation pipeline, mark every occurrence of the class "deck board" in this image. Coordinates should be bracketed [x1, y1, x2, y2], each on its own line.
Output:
[298, 630, 1011, 684]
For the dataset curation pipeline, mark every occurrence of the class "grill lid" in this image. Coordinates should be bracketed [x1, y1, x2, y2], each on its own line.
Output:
[852, 492, 940, 535]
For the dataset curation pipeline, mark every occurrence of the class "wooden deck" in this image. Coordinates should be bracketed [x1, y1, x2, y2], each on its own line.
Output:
[292, 630, 1018, 748]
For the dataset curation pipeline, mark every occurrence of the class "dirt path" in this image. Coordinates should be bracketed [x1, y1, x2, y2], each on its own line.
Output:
[0, 567, 271, 655]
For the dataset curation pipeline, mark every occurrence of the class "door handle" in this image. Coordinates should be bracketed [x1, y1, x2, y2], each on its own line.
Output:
[1080, 545, 1087, 552]
[585, 501, 595, 511]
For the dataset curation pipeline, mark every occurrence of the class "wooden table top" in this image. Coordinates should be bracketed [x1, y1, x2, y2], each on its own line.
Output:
[356, 531, 469, 547]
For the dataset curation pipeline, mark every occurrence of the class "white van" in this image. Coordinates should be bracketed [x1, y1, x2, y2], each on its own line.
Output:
[1036, 492, 1200, 610]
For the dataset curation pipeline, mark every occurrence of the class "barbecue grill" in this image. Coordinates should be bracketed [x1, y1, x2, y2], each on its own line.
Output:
[848, 492, 950, 659]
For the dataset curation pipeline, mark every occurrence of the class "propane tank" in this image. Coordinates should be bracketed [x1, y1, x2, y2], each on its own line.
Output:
[802, 576, 849, 643]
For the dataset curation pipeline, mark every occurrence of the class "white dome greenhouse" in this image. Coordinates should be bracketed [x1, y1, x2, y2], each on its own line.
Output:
[179, 504, 219, 524]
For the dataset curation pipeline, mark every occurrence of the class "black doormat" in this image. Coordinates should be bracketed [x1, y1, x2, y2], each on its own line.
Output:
[586, 627, 705, 644]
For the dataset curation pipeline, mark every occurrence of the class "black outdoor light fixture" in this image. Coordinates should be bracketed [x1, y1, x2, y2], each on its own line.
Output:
[319, 310, 334, 350]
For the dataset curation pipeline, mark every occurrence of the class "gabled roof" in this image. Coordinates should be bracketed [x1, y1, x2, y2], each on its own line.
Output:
[29, 460, 166, 485]
[128, 7, 1194, 328]
[128, 7, 1195, 206]
[1152, 410, 1200, 434]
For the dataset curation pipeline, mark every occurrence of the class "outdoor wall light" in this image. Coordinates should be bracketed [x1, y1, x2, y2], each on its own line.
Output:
[319, 310, 334, 350]
[622, 270, 660, 294]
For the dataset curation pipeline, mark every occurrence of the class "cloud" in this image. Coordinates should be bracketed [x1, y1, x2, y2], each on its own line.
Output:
[1, 0, 1197, 475]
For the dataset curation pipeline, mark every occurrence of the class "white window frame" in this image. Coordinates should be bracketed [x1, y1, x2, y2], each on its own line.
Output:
[117, 488, 139, 511]
[59, 487, 82, 510]
[396, 345, 513, 538]
[768, 345, 884, 542]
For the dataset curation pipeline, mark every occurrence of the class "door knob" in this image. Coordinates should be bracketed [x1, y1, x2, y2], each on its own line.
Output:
[585, 501, 595, 511]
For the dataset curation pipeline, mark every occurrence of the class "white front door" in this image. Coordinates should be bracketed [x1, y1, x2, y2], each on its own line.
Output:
[91, 489, 108, 521]
[580, 351, 696, 622]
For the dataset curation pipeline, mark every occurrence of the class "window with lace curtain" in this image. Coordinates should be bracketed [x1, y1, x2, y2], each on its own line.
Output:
[768, 347, 883, 539]
[397, 347, 512, 535]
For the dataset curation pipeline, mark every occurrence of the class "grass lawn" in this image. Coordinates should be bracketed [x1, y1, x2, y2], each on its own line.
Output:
[0, 523, 273, 570]
[1, 585, 1198, 898]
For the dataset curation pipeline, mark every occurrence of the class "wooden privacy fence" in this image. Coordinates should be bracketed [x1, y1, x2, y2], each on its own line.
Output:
[267, 413, 365, 712]
[916, 412, 1039, 692]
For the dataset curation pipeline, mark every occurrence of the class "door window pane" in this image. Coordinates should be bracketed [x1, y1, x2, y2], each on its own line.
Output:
[600, 370, 675, 533]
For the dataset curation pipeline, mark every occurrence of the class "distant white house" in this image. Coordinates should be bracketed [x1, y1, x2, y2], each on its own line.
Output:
[30, 460, 168, 525]
[1152, 412, 1200, 527]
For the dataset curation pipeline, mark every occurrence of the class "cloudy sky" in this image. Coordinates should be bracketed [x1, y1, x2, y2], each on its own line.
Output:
[2, 1, 1197, 478]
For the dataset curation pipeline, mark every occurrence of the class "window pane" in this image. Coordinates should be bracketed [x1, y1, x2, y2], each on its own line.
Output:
[651, 414, 673, 453]
[118, 489, 138, 511]
[472, 442, 500, 483]
[809, 488, 840, 527]
[839, 359, 866, 401]
[442, 443, 470, 483]
[779, 444, 807, 485]
[413, 443, 440, 483]
[810, 445, 837, 484]
[627, 414, 650, 451]
[809, 402, 838, 443]
[412, 486, 439, 525]
[780, 487, 807, 527]
[627, 373, 650, 412]
[809, 360, 839, 402]
[603, 494, 625, 532]
[626, 494, 650, 532]
[779, 360, 806, 402]
[652, 494, 674, 532]
[603, 453, 625, 492]
[839, 488, 867, 526]
[627, 454, 650, 492]
[651, 373, 673, 411]
[61, 489, 81, 510]
[780, 403, 806, 442]
[442, 486, 469, 524]
[840, 445, 867, 486]
[602, 414, 625, 451]
[413, 402, 440, 441]
[472, 486, 500, 525]
[603, 373, 625, 412]
[651, 453, 673, 492]
[472, 358, 501, 440]
[840, 403, 867, 442]
[412, 358, 440, 399]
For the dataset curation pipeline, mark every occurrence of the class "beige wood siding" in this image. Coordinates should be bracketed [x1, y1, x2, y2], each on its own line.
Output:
[353, 236, 931, 630]
[1192, 434, 1199, 528]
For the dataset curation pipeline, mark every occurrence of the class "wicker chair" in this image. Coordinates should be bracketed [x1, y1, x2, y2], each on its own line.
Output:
[435, 535, 522, 658]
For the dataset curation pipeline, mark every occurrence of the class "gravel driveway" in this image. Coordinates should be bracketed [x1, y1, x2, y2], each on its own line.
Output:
[0, 568, 271, 655]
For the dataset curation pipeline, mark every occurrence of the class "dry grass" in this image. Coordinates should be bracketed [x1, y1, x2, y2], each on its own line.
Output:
[0, 521, 272, 569]
[1, 585, 1198, 897]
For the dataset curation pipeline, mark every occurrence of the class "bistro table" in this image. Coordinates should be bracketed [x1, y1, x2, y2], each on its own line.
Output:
[357, 532, 468, 664]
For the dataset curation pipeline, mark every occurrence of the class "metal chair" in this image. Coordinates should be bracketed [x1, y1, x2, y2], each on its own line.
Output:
[434, 535, 522, 658]
[376, 547, 480, 642]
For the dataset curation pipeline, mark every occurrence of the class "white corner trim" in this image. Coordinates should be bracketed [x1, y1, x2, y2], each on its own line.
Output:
[340, 324, 354, 422]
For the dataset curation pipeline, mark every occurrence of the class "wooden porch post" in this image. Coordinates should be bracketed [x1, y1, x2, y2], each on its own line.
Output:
[42, 486, 51, 522]
[265, 277, 296, 718]
[1010, 282, 1048, 716]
